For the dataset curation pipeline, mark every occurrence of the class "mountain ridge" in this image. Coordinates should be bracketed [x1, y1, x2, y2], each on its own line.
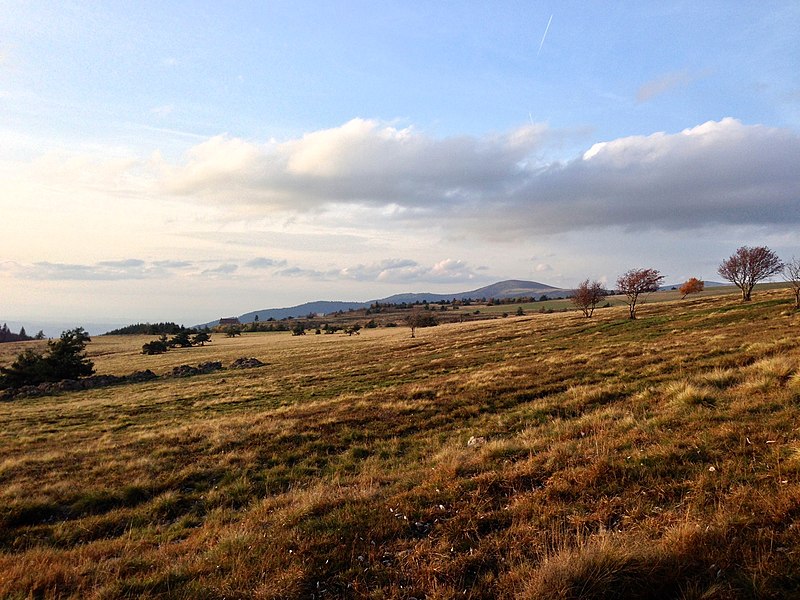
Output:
[201, 279, 567, 327]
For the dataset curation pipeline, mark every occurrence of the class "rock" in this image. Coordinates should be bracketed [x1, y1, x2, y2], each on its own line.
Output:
[171, 365, 201, 378]
[467, 436, 486, 447]
[229, 357, 265, 369]
[127, 370, 157, 382]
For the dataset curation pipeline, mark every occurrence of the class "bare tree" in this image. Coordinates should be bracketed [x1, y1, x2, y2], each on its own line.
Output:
[784, 256, 800, 309]
[679, 277, 704, 299]
[571, 279, 606, 318]
[616, 268, 664, 319]
[405, 309, 437, 338]
[718, 246, 783, 302]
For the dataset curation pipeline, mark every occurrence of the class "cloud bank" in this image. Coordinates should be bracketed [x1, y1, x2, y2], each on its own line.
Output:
[282, 258, 479, 284]
[8, 117, 799, 243]
[155, 117, 799, 237]
[6, 256, 481, 286]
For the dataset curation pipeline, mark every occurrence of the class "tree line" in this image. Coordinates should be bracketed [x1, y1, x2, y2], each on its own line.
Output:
[0, 324, 45, 344]
[104, 322, 188, 336]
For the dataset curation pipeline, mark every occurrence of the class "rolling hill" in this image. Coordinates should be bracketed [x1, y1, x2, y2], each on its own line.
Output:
[202, 279, 567, 327]
[4, 288, 800, 598]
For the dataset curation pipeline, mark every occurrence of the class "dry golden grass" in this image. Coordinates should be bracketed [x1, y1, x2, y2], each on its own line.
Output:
[2, 289, 800, 598]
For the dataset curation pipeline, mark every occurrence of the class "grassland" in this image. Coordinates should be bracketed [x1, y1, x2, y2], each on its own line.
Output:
[2, 288, 800, 598]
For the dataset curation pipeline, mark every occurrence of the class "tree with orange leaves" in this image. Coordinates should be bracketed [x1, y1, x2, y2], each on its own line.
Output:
[679, 278, 704, 299]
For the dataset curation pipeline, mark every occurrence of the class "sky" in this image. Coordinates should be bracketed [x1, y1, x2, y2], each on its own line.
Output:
[2, 1, 799, 333]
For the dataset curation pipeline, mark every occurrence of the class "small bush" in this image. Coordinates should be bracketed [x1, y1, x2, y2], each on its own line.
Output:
[142, 340, 168, 355]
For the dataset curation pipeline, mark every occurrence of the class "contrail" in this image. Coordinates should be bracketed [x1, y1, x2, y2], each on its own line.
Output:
[537, 14, 553, 57]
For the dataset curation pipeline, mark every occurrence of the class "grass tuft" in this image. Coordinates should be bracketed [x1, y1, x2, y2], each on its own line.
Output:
[663, 381, 717, 408]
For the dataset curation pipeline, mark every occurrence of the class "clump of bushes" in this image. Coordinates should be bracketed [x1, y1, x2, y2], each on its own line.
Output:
[141, 331, 211, 355]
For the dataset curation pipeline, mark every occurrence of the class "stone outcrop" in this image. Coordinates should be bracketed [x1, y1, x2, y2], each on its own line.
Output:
[1, 357, 265, 400]
[230, 357, 265, 369]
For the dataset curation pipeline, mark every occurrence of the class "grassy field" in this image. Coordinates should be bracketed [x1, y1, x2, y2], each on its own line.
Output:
[2, 288, 800, 598]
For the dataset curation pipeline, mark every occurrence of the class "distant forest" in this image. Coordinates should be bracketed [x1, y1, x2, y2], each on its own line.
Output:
[104, 322, 189, 336]
[0, 323, 44, 343]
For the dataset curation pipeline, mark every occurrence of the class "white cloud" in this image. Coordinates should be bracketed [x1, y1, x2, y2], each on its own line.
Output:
[4, 118, 799, 252]
[245, 257, 288, 269]
[151, 104, 174, 117]
[158, 118, 549, 209]
[19, 260, 156, 281]
[152, 260, 193, 269]
[636, 70, 708, 103]
[152, 117, 800, 239]
[201, 263, 239, 276]
[20, 152, 144, 193]
[11, 259, 200, 281]
[275, 258, 480, 284]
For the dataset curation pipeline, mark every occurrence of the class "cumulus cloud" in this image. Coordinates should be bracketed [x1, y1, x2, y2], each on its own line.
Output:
[277, 266, 326, 279]
[154, 117, 799, 238]
[97, 259, 146, 268]
[201, 263, 238, 276]
[22, 260, 152, 281]
[275, 258, 479, 284]
[158, 118, 549, 209]
[152, 260, 193, 269]
[14, 259, 198, 280]
[505, 117, 800, 234]
[336, 258, 476, 283]
[245, 257, 287, 269]
[8, 117, 799, 243]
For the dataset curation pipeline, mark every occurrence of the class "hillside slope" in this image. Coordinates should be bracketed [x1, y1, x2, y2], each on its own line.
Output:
[2, 289, 800, 598]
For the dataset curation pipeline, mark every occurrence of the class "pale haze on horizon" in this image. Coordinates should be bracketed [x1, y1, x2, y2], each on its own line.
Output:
[2, 2, 799, 332]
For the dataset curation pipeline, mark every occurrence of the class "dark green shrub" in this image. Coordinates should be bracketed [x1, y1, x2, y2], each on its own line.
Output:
[0, 328, 94, 388]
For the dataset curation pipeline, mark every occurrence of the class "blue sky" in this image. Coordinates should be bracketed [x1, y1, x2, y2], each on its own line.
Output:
[2, 2, 799, 331]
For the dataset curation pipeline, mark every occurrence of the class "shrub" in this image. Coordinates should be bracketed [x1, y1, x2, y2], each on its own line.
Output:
[571, 279, 607, 317]
[0, 328, 94, 388]
[142, 340, 168, 355]
[679, 277, 704, 299]
[168, 330, 194, 348]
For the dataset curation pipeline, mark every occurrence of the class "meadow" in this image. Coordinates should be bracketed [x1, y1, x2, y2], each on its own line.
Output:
[2, 288, 800, 599]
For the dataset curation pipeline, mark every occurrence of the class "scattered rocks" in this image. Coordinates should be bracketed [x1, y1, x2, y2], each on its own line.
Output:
[2, 358, 261, 400]
[171, 362, 224, 378]
[171, 365, 201, 378]
[128, 370, 158, 382]
[2, 369, 159, 400]
[230, 357, 265, 369]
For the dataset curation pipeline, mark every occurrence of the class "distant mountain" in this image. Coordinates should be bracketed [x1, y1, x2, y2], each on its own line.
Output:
[377, 279, 562, 305]
[235, 301, 370, 325]
[198, 280, 568, 327]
